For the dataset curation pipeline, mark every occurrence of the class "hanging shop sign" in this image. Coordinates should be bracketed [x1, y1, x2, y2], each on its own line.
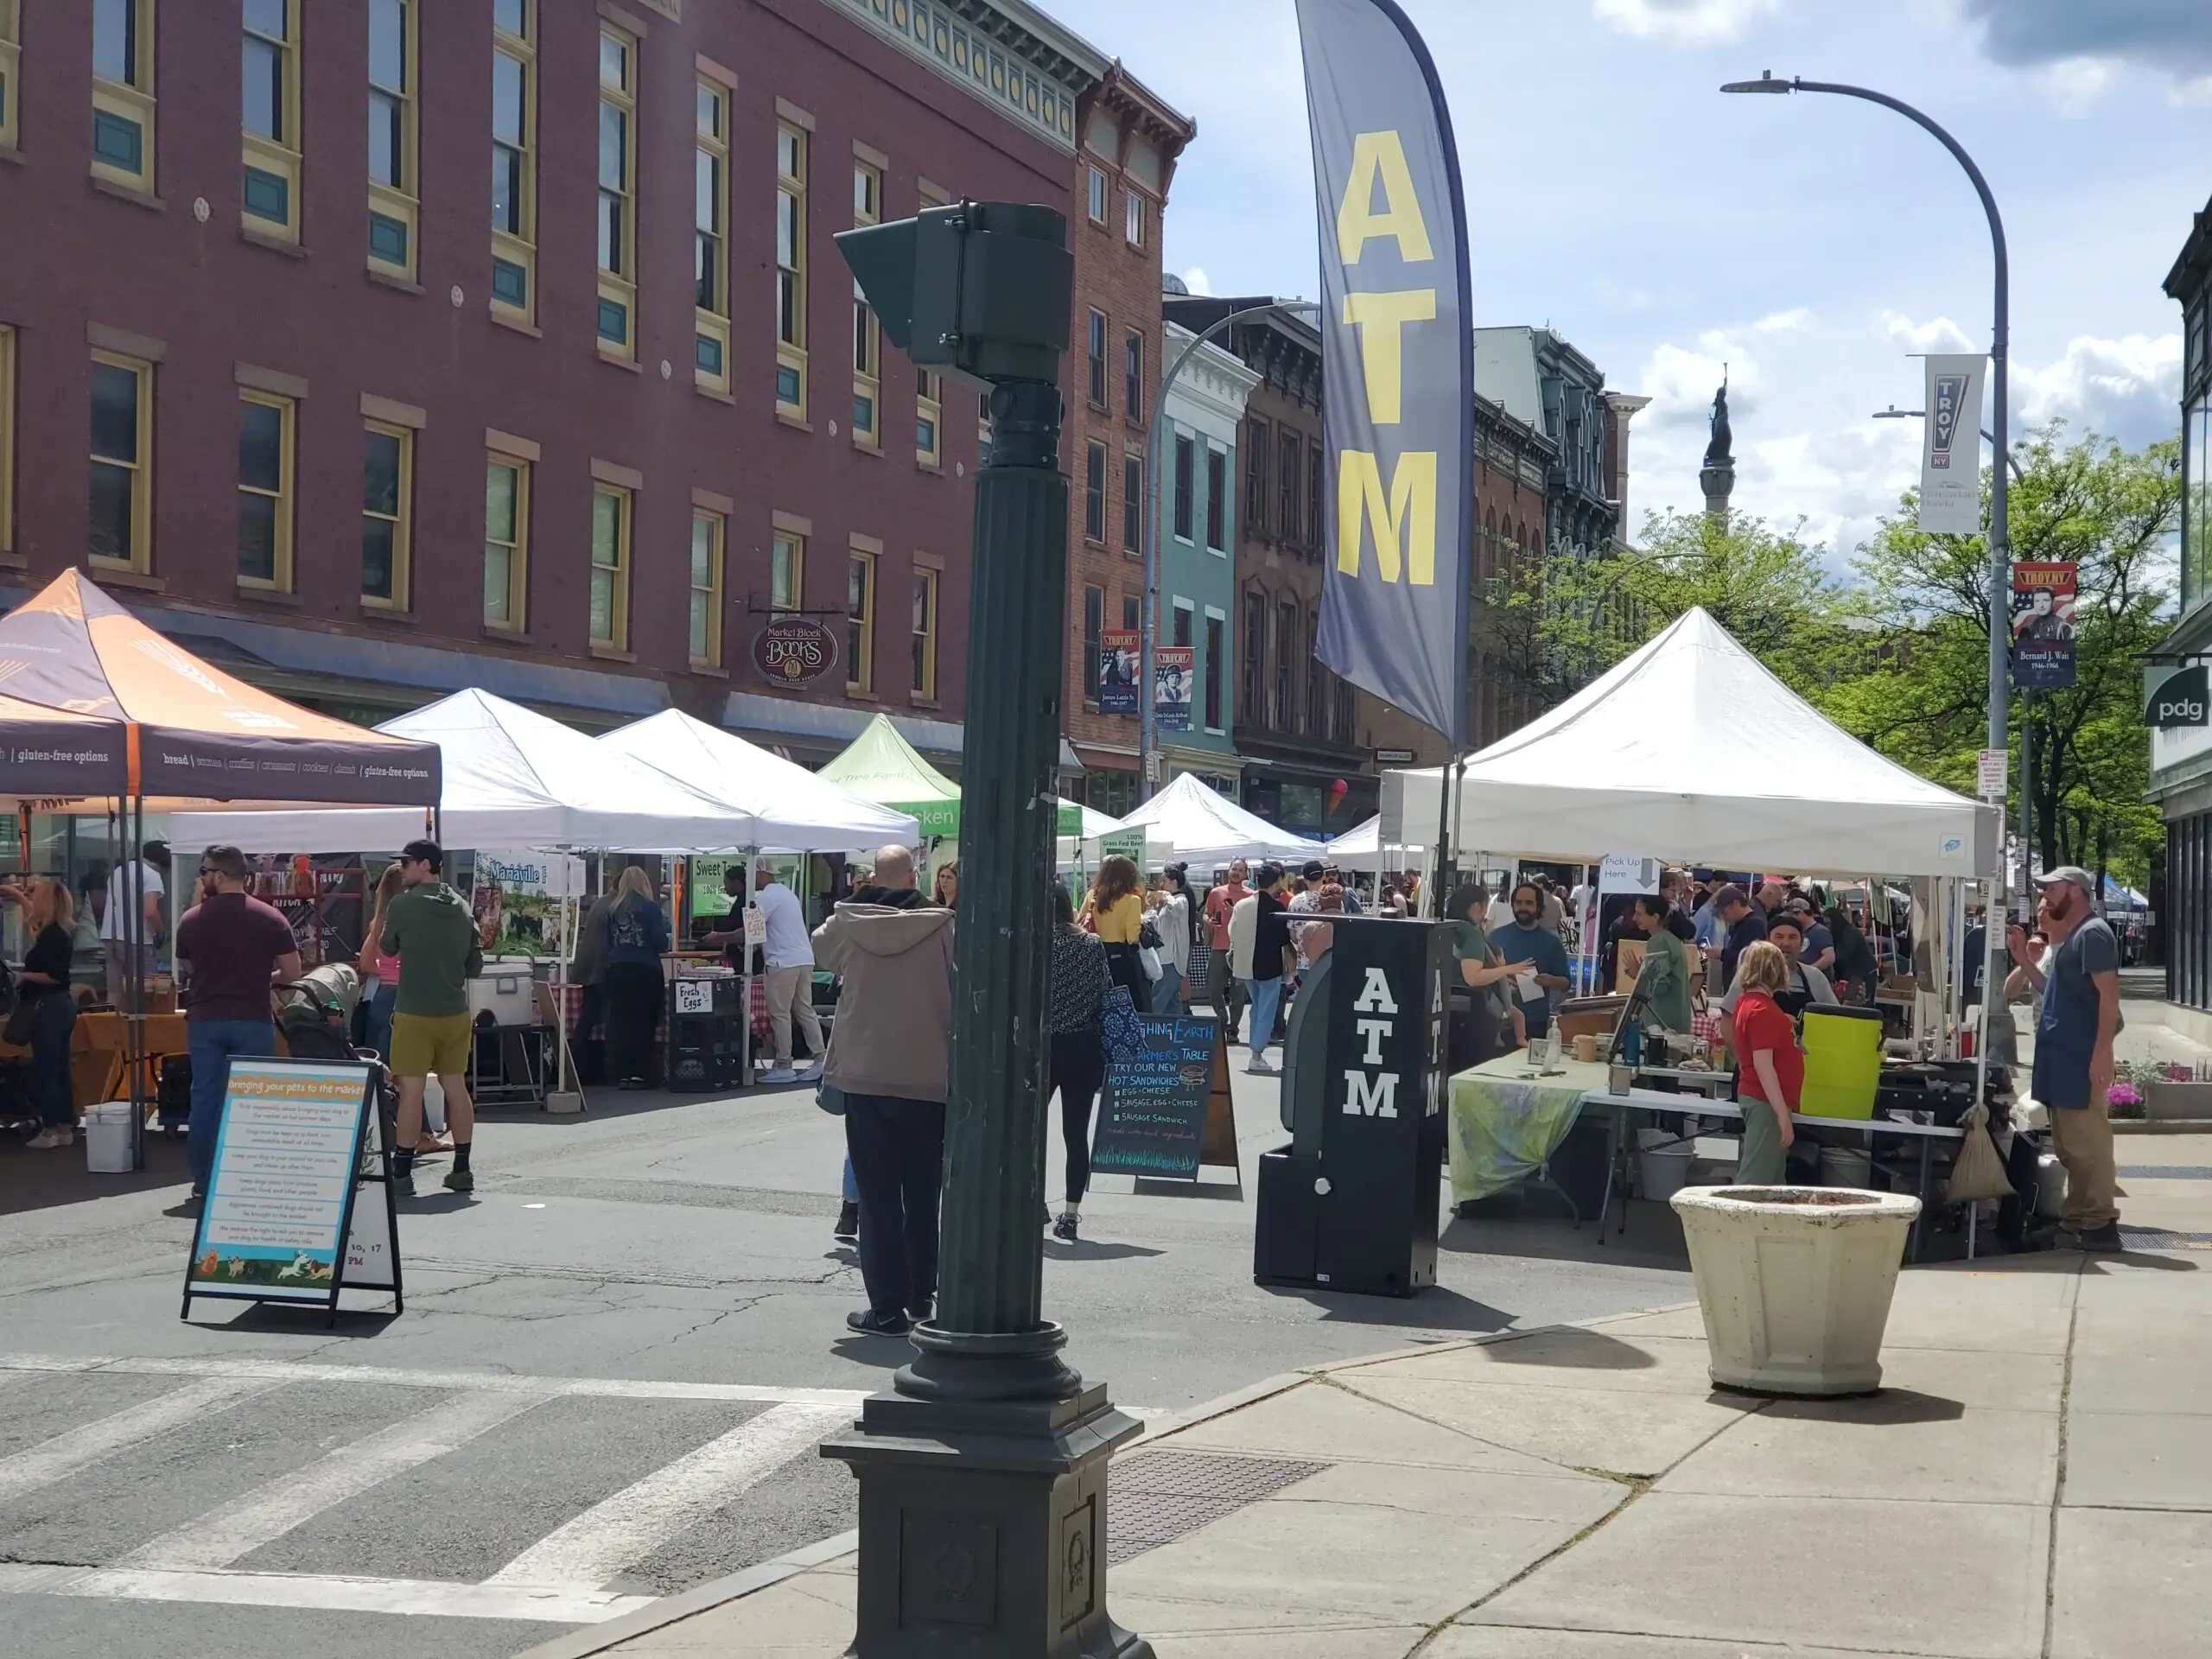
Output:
[2145, 663, 2209, 729]
[751, 616, 839, 687]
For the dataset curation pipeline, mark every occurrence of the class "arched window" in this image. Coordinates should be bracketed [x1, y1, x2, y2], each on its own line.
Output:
[1484, 508, 1498, 579]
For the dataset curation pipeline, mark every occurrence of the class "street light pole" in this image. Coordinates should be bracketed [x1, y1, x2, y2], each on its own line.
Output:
[1870, 406, 2025, 484]
[1140, 300, 1320, 803]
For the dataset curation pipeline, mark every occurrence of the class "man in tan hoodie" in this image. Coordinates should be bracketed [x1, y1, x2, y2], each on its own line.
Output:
[813, 845, 956, 1336]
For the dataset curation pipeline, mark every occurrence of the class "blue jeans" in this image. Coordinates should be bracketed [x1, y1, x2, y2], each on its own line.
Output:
[842, 1155, 859, 1203]
[1152, 976, 1186, 1019]
[364, 981, 397, 1065]
[1243, 977, 1283, 1053]
[187, 1020, 278, 1193]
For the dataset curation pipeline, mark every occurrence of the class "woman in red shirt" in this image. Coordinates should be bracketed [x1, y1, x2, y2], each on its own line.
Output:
[1730, 940, 1804, 1185]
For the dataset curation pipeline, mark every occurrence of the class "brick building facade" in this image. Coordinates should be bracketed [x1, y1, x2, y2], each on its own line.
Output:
[0, 0, 1138, 772]
[1063, 67, 1193, 818]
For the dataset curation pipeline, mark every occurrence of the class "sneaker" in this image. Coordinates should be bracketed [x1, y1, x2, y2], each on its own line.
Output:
[1245, 1055, 1274, 1075]
[391, 1171, 416, 1199]
[25, 1127, 74, 1149]
[795, 1061, 825, 1083]
[442, 1168, 474, 1194]
[833, 1200, 860, 1243]
[2072, 1223, 2124, 1253]
[846, 1308, 912, 1337]
[761, 1066, 799, 1084]
[906, 1296, 935, 1325]
[1052, 1212, 1079, 1242]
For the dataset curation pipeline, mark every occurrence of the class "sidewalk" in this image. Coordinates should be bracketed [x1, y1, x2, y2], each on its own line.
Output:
[526, 1251, 2208, 1657]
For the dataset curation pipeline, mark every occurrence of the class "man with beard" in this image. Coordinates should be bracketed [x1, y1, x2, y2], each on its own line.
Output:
[2007, 868, 2121, 1251]
[1488, 880, 1571, 1037]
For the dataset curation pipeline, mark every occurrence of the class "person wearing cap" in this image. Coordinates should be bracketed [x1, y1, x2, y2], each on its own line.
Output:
[1788, 896, 1836, 976]
[2007, 867, 2122, 1251]
[1714, 884, 1769, 988]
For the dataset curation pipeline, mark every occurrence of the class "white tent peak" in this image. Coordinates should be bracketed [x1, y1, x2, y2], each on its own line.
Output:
[1116, 772, 1322, 864]
[1388, 606, 1998, 875]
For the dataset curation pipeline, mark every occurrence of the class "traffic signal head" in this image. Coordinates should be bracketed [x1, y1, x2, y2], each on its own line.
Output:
[836, 200, 1071, 386]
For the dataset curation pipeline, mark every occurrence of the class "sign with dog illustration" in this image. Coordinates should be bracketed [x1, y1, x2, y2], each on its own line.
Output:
[183, 1059, 403, 1324]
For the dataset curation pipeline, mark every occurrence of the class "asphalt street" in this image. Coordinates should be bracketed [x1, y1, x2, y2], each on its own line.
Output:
[0, 1063, 1693, 1659]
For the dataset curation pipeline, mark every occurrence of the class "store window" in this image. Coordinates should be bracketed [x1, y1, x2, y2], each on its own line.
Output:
[596, 24, 638, 359]
[694, 79, 731, 391]
[368, 0, 418, 279]
[492, 0, 537, 322]
[362, 423, 414, 609]
[1173, 434, 1194, 543]
[776, 121, 808, 416]
[911, 568, 938, 700]
[92, 0, 156, 193]
[846, 549, 875, 693]
[588, 482, 630, 648]
[689, 510, 725, 668]
[484, 454, 530, 629]
[89, 352, 153, 572]
[241, 0, 302, 238]
[236, 391, 295, 591]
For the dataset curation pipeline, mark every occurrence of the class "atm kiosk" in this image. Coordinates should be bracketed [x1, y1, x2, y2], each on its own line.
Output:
[1254, 917, 1451, 1297]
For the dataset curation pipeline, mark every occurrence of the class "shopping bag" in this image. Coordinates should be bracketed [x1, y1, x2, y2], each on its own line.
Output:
[1944, 1102, 2017, 1205]
[1102, 984, 1144, 1065]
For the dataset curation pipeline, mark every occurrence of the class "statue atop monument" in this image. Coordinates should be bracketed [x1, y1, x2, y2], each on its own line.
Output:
[1703, 382, 1733, 470]
[1699, 375, 1736, 523]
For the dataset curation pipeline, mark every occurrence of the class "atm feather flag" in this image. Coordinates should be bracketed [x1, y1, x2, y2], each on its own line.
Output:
[1299, 0, 1472, 747]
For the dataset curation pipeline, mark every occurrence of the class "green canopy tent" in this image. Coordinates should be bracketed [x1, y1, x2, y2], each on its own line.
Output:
[820, 713, 962, 839]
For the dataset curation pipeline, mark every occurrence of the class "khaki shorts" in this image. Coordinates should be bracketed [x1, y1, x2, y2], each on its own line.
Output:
[389, 1012, 473, 1077]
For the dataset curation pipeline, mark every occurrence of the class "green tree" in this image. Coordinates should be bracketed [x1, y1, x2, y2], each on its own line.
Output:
[1825, 424, 2180, 887]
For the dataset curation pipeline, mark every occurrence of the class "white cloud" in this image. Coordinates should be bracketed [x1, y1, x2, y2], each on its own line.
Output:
[1181, 266, 1214, 296]
[1881, 310, 1976, 353]
[2036, 55, 2113, 114]
[2013, 332, 2184, 445]
[1753, 306, 1814, 334]
[1592, 0, 1781, 44]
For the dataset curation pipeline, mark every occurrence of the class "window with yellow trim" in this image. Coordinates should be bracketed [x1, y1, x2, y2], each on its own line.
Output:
[484, 454, 530, 629]
[846, 549, 874, 694]
[368, 0, 418, 280]
[910, 567, 938, 700]
[596, 25, 637, 359]
[771, 531, 804, 613]
[775, 124, 808, 416]
[0, 325, 13, 553]
[362, 421, 413, 607]
[236, 391, 295, 591]
[0, 0, 21, 153]
[89, 350, 153, 573]
[689, 509, 725, 668]
[694, 80, 731, 393]
[916, 364, 942, 467]
[491, 0, 537, 321]
[92, 0, 156, 192]
[241, 0, 302, 239]
[850, 160, 881, 450]
[589, 484, 631, 649]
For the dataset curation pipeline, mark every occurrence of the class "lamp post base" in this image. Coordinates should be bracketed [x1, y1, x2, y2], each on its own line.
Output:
[822, 1322, 1151, 1658]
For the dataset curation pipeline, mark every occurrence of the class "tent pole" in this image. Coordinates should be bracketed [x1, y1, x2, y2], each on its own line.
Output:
[556, 849, 572, 1102]
[128, 790, 146, 1172]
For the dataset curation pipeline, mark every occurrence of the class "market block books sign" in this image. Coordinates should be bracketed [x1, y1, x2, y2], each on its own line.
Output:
[1298, 0, 1473, 746]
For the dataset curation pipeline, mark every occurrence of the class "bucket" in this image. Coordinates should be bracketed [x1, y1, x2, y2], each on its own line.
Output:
[1819, 1146, 1873, 1189]
[84, 1101, 134, 1173]
[2035, 1153, 2067, 1219]
[1638, 1131, 1697, 1203]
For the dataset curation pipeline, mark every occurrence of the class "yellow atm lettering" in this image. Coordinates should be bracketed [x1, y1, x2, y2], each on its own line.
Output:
[1341, 289, 1435, 424]
[1336, 131, 1435, 265]
[1337, 451, 1437, 585]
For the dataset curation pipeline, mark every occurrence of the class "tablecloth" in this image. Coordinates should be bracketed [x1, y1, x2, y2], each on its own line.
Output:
[555, 978, 770, 1035]
[1447, 1054, 1613, 1205]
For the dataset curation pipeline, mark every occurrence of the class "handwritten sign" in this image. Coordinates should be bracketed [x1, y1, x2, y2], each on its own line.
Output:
[188, 1061, 372, 1303]
[674, 979, 715, 1015]
[1091, 1016, 1230, 1182]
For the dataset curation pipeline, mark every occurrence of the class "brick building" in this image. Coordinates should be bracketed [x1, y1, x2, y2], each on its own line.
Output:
[0, 0, 1136, 774]
[1064, 66, 1193, 819]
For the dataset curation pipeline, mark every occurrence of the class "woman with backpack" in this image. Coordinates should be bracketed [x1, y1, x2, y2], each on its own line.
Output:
[602, 865, 671, 1090]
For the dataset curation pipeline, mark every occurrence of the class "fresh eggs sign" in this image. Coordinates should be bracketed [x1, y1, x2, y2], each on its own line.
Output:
[751, 616, 837, 687]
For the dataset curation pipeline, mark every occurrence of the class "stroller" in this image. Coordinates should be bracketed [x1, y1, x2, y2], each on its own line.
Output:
[275, 965, 402, 1143]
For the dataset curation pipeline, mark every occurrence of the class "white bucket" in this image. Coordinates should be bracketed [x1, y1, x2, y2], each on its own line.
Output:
[84, 1102, 134, 1173]
[1638, 1141, 1697, 1203]
[1820, 1146, 1874, 1189]
[2035, 1152, 2067, 1219]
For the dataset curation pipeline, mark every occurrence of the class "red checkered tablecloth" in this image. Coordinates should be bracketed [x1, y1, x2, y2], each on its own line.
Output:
[552, 978, 768, 1034]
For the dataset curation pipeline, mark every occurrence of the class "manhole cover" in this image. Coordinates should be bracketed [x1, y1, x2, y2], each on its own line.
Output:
[1108, 1450, 1330, 1565]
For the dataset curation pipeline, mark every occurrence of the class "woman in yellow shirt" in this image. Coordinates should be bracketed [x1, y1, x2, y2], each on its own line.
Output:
[1082, 855, 1150, 1010]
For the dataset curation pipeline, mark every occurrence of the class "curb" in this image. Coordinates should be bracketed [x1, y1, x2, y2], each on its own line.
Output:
[509, 1299, 1706, 1658]
[2113, 1119, 2212, 1135]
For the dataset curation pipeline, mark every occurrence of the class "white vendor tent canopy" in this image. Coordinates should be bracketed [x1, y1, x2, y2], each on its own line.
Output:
[173, 688, 739, 853]
[1325, 813, 1421, 872]
[1382, 607, 2000, 879]
[1116, 772, 1322, 866]
[598, 709, 918, 851]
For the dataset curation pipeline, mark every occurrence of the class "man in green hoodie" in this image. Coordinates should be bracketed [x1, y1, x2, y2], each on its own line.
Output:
[381, 840, 485, 1197]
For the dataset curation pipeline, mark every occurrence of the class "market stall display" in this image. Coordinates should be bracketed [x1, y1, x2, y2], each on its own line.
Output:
[1114, 772, 1322, 867]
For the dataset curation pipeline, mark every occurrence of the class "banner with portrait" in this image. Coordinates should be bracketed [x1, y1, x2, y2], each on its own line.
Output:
[2011, 561, 2077, 690]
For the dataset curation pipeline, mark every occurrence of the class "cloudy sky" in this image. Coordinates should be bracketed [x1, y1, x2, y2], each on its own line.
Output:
[1039, 0, 2210, 566]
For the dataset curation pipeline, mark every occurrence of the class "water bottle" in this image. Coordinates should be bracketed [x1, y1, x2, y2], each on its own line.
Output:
[1547, 1014, 1566, 1068]
[1622, 1017, 1643, 1069]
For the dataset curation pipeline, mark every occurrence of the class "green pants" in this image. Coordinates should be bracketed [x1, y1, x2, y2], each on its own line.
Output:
[1736, 1096, 1789, 1186]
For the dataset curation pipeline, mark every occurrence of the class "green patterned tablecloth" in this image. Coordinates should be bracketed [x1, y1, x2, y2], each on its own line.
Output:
[1447, 1055, 1613, 1205]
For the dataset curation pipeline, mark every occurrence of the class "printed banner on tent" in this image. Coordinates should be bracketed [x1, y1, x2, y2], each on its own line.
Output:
[472, 851, 584, 959]
[1299, 0, 1471, 746]
[1918, 353, 1987, 535]
[1154, 646, 1194, 732]
[1097, 628, 1141, 716]
[2011, 561, 2077, 690]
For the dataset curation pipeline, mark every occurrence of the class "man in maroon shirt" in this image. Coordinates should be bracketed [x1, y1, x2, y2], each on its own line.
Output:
[174, 846, 301, 1217]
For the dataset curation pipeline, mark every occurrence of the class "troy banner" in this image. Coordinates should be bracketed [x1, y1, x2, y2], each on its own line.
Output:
[1918, 352, 1987, 535]
[2012, 560, 2078, 690]
[1298, 0, 1471, 746]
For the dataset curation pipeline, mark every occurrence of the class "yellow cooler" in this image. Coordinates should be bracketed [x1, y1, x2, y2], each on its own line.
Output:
[1798, 1006, 1883, 1120]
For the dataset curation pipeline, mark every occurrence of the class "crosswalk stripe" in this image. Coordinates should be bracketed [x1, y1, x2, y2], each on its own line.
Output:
[117, 1387, 558, 1571]
[0, 1563, 653, 1624]
[0, 1376, 285, 1503]
[486, 1401, 851, 1589]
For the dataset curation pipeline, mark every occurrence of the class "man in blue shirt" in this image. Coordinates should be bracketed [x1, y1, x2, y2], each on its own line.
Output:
[1713, 884, 1769, 988]
[1489, 880, 1571, 1035]
[2011, 867, 2121, 1251]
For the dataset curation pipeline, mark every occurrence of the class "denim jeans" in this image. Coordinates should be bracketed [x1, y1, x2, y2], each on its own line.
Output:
[1243, 977, 1284, 1054]
[843, 1092, 946, 1319]
[364, 981, 397, 1065]
[187, 1020, 278, 1193]
[1151, 976, 1187, 1019]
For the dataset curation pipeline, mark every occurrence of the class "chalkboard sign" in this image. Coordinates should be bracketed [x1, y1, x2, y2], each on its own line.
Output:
[1091, 1015, 1236, 1184]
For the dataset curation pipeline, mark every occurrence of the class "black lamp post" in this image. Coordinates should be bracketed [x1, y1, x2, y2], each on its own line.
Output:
[826, 200, 1152, 1657]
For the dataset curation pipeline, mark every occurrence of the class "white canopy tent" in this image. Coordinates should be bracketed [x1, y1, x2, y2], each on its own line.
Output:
[173, 689, 741, 854]
[1116, 772, 1322, 866]
[598, 709, 918, 851]
[1382, 607, 2001, 880]
[1325, 813, 1421, 873]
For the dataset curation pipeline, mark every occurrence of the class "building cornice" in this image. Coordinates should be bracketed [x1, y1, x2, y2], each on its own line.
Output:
[825, 0, 1104, 151]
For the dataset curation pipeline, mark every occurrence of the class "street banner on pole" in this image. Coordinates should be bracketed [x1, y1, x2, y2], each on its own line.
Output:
[1097, 628, 1140, 715]
[2011, 560, 2077, 690]
[1154, 646, 1194, 732]
[1298, 0, 1471, 747]
[1918, 353, 1988, 534]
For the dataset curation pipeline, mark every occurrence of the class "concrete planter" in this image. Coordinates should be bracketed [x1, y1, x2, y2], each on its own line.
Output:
[2145, 1080, 2212, 1122]
[1669, 1185, 1921, 1396]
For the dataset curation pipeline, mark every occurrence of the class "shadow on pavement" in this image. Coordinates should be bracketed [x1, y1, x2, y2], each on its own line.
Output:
[1045, 1238, 1166, 1262]
[0, 1127, 194, 1218]
[1758, 1386, 1966, 1425]
[1472, 1325, 1660, 1371]
[1260, 1282, 1512, 1334]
